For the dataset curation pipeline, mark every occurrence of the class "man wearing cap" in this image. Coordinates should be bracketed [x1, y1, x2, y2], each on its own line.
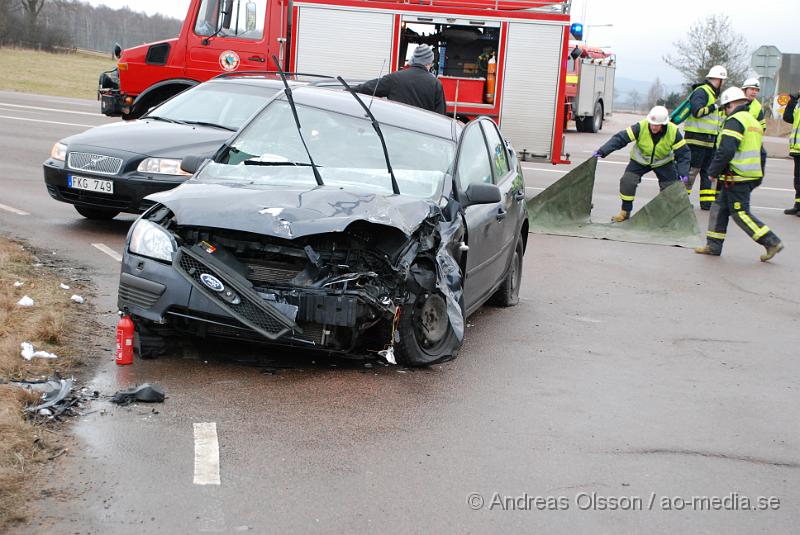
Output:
[684, 65, 727, 210]
[593, 105, 691, 222]
[695, 87, 784, 262]
[742, 78, 766, 131]
[353, 44, 446, 115]
[782, 91, 800, 215]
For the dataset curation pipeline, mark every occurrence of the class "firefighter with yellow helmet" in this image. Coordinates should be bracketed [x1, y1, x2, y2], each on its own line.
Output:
[695, 87, 784, 261]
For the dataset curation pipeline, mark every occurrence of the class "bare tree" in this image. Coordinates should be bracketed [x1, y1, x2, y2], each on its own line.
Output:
[646, 78, 664, 108]
[628, 89, 641, 113]
[19, 0, 47, 34]
[663, 14, 750, 87]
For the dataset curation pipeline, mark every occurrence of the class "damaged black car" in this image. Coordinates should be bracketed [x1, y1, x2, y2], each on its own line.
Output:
[118, 84, 528, 366]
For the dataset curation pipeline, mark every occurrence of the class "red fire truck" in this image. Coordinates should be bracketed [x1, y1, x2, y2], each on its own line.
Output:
[563, 42, 615, 133]
[99, 0, 572, 163]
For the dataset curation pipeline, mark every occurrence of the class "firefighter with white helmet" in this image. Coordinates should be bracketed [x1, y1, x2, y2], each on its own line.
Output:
[695, 87, 784, 261]
[742, 77, 766, 131]
[593, 105, 690, 222]
[782, 89, 800, 215]
[684, 65, 727, 209]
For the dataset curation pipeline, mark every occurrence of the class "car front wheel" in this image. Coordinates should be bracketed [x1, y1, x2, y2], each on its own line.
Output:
[394, 291, 462, 367]
[75, 206, 120, 220]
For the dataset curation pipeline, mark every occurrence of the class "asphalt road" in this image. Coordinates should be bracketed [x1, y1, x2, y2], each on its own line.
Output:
[2, 90, 799, 534]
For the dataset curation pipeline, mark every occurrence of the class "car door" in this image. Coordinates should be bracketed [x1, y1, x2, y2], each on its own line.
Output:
[185, 0, 271, 79]
[456, 120, 507, 313]
[480, 120, 524, 281]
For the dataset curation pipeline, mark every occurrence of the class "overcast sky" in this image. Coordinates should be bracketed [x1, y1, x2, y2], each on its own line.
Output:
[87, 0, 798, 83]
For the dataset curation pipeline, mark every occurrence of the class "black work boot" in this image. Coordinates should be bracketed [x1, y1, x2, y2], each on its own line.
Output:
[700, 202, 712, 211]
[760, 242, 784, 263]
[694, 245, 721, 256]
[784, 206, 800, 215]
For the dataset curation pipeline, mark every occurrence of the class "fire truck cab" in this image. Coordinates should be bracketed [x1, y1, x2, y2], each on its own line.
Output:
[99, 0, 573, 163]
[564, 41, 615, 133]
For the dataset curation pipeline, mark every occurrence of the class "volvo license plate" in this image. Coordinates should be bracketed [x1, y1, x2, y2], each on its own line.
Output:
[68, 175, 114, 194]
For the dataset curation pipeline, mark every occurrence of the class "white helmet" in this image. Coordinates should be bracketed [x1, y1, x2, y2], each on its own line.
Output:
[646, 105, 670, 125]
[720, 87, 747, 106]
[706, 65, 728, 80]
[742, 77, 760, 90]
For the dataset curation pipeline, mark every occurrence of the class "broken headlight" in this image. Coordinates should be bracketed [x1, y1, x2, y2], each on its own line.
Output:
[137, 158, 191, 176]
[129, 219, 177, 262]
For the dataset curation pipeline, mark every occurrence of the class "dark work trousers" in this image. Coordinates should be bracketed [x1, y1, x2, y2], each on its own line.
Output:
[705, 179, 781, 253]
[687, 145, 716, 207]
[619, 161, 679, 212]
[793, 155, 800, 208]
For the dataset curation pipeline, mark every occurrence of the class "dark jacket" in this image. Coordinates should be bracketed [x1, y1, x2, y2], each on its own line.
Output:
[597, 121, 691, 176]
[783, 94, 798, 124]
[684, 80, 721, 144]
[354, 65, 447, 115]
[708, 103, 767, 178]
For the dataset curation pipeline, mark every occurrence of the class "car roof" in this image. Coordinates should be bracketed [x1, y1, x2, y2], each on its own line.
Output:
[277, 86, 461, 142]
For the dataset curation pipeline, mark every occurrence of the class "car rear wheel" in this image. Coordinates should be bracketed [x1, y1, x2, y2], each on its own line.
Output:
[394, 291, 461, 367]
[490, 237, 523, 307]
[75, 206, 120, 220]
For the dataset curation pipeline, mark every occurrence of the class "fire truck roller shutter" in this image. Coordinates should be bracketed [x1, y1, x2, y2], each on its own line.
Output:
[294, 7, 393, 79]
[499, 22, 564, 159]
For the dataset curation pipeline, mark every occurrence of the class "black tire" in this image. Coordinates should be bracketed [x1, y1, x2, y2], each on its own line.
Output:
[575, 115, 590, 133]
[133, 319, 169, 359]
[75, 205, 120, 220]
[490, 237, 523, 307]
[590, 101, 603, 133]
[394, 291, 462, 367]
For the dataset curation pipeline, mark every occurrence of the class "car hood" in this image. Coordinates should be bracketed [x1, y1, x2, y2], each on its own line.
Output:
[64, 120, 232, 158]
[148, 182, 435, 238]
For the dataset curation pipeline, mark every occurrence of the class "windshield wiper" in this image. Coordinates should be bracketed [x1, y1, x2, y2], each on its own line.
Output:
[271, 55, 324, 187]
[145, 115, 187, 125]
[335, 76, 400, 195]
[243, 160, 315, 167]
[180, 120, 235, 131]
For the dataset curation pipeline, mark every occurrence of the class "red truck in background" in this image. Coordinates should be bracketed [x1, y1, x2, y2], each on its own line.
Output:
[563, 41, 615, 133]
[98, 0, 574, 163]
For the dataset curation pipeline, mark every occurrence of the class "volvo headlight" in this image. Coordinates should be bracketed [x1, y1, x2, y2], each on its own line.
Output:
[129, 220, 177, 262]
[137, 158, 191, 176]
[50, 142, 67, 162]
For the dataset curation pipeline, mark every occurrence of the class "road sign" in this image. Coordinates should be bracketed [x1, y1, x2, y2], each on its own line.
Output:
[751, 45, 782, 77]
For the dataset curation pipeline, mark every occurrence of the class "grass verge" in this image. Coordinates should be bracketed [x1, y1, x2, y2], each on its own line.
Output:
[0, 47, 116, 100]
[0, 236, 96, 527]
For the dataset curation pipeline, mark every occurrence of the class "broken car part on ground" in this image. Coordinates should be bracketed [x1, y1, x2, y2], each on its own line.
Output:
[118, 86, 528, 366]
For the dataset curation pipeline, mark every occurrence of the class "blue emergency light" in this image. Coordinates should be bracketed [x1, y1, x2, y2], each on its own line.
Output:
[570, 23, 584, 41]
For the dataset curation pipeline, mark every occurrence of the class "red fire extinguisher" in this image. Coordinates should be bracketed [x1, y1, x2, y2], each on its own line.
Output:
[116, 314, 134, 366]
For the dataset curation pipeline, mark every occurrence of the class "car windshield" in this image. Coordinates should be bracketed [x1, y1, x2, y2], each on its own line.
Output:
[145, 83, 279, 131]
[197, 99, 455, 199]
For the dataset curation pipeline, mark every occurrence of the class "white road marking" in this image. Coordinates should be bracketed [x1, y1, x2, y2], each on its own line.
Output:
[570, 315, 603, 324]
[759, 186, 794, 193]
[91, 243, 122, 262]
[0, 101, 99, 116]
[753, 206, 785, 211]
[0, 114, 94, 128]
[522, 166, 567, 174]
[0, 202, 30, 216]
[598, 160, 627, 166]
[194, 422, 221, 486]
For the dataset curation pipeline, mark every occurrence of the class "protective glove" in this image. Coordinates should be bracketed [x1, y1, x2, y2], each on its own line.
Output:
[708, 103, 717, 113]
[592, 151, 603, 159]
[680, 176, 689, 185]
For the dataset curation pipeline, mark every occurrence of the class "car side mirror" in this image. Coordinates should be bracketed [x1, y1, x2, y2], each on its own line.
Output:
[464, 183, 501, 206]
[113, 43, 122, 59]
[180, 155, 206, 175]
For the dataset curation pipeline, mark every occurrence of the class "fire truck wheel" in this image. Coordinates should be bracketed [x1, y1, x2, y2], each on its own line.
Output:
[591, 101, 604, 133]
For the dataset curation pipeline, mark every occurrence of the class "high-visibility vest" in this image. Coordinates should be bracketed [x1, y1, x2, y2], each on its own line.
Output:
[791, 104, 800, 156]
[684, 84, 722, 142]
[720, 110, 763, 181]
[748, 99, 766, 131]
[627, 120, 684, 168]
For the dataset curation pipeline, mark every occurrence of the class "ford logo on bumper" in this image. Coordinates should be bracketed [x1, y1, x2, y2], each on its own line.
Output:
[200, 273, 225, 292]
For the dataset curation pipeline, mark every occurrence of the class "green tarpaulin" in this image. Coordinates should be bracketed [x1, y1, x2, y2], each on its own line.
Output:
[526, 158, 703, 248]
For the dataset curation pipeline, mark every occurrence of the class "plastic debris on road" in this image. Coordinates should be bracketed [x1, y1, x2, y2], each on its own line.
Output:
[17, 295, 34, 307]
[10, 377, 95, 418]
[14, 281, 24, 288]
[70, 295, 85, 304]
[378, 347, 397, 365]
[110, 383, 166, 406]
[59, 283, 70, 290]
[20, 342, 58, 360]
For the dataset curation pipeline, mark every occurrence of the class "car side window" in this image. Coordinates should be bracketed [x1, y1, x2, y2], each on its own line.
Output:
[456, 125, 493, 192]
[481, 121, 510, 178]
